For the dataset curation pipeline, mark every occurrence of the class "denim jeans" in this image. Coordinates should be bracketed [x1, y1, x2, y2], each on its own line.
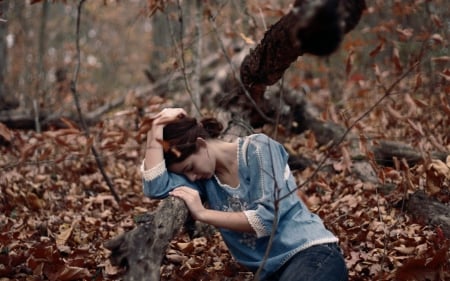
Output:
[266, 243, 348, 281]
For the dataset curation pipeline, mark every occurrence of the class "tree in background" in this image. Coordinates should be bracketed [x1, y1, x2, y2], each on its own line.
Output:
[0, 0, 18, 110]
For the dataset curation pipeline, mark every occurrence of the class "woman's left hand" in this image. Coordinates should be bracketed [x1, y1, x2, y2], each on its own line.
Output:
[169, 186, 205, 220]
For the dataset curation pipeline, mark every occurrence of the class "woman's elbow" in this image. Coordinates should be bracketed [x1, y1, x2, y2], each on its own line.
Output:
[142, 182, 169, 199]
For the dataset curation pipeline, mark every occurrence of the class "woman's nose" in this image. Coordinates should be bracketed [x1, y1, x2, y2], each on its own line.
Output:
[188, 173, 197, 181]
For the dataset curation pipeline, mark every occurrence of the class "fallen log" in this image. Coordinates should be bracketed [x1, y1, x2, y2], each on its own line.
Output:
[104, 197, 189, 281]
[0, 52, 225, 130]
[406, 190, 450, 239]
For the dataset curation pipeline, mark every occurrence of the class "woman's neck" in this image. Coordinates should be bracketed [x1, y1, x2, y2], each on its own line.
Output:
[212, 140, 238, 177]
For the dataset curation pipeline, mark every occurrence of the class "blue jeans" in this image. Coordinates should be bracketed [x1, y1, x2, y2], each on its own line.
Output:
[266, 243, 348, 281]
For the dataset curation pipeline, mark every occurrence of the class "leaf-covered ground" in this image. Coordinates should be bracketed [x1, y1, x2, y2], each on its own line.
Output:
[1, 71, 449, 281]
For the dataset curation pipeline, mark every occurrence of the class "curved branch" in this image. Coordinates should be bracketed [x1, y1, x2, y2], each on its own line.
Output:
[240, 0, 367, 101]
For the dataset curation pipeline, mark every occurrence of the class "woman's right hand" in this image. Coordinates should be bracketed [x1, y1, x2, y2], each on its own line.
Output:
[144, 108, 187, 170]
[153, 108, 187, 126]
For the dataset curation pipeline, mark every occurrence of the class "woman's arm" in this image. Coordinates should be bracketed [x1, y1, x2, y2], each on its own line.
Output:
[144, 108, 186, 170]
[142, 108, 203, 199]
[170, 186, 255, 234]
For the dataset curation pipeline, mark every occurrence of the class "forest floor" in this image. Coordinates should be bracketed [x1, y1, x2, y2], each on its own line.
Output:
[1, 72, 450, 281]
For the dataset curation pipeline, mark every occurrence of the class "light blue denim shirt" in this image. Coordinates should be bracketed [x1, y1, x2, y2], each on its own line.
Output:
[141, 134, 338, 279]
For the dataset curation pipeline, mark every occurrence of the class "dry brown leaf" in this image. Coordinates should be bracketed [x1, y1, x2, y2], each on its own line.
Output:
[101, 259, 123, 276]
[428, 158, 450, 181]
[26, 192, 45, 210]
[392, 47, 402, 72]
[166, 253, 188, 264]
[0, 122, 13, 143]
[369, 41, 384, 58]
[396, 27, 414, 41]
[55, 220, 79, 248]
[44, 263, 91, 281]
[431, 56, 450, 63]
[438, 71, 450, 81]
[394, 246, 416, 255]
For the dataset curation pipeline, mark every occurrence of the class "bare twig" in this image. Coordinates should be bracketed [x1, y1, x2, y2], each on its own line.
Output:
[167, 0, 202, 116]
[192, 0, 203, 117]
[280, 61, 420, 202]
[71, 0, 120, 203]
[254, 142, 281, 280]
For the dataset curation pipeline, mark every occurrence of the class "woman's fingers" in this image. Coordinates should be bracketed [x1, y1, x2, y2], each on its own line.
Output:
[169, 187, 204, 220]
[153, 108, 186, 125]
[170, 187, 202, 212]
[170, 186, 198, 200]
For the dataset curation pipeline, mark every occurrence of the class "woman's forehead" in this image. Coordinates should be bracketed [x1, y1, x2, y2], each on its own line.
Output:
[168, 157, 191, 172]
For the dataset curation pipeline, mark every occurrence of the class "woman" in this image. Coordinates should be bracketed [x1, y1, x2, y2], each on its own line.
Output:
[141, 108, 347, 281]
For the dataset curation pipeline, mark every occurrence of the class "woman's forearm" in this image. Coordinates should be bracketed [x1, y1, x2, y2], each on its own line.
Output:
[143, 108, 187, 171]
[144, 123, 164, 170]
[197, 209, 255, 234]
[170, 186, 254, 234]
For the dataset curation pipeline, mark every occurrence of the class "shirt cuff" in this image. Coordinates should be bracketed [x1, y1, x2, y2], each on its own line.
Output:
[140, 160, 166, 181]
[244, 210, 269, 238]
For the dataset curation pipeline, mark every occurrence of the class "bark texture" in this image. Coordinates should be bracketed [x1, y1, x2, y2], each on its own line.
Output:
[406, 191, 450, 239]
[240, 0, 366, 101]
[104, 197, 189, 281]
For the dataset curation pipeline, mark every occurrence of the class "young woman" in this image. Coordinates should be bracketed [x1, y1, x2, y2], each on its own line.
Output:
[141, 108, 348, 281]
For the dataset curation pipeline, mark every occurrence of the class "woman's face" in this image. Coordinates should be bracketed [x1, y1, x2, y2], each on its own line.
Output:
[168, 142, 215, 182]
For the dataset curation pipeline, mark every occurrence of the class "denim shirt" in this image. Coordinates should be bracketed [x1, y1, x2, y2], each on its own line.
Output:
[141, 134, 338, 280]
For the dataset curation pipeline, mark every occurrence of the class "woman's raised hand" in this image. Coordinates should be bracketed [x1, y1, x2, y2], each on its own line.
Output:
[146, 108, 186, 145]
[153, 108, 187, 126]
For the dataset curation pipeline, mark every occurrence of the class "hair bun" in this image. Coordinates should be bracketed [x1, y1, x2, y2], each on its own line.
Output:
[200, 117, 223, 138]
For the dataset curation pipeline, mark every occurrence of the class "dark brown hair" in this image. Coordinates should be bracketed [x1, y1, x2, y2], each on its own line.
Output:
[163, 116, 223, 166]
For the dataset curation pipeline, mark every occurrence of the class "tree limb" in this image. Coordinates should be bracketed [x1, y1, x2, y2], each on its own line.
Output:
[105, 197, 189, 281]
[70, 0, 120, 203]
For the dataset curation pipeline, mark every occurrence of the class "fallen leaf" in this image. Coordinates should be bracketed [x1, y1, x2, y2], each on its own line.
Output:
[0, 122, 13, 143]
[55, 220, 79, 248]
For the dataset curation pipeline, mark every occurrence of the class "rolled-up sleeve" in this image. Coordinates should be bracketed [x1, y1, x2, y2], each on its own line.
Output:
[140, 160, 203, 199]
[141, 160, 166, 181]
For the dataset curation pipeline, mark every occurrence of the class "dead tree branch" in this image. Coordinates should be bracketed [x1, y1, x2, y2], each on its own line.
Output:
[105, 197, 189, 281]
[71, 0, 120, 203]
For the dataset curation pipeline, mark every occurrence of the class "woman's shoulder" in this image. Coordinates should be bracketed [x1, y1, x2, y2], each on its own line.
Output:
[243, 133, 280, 149]
[241, 133, 280, 163]
[244, 133, 271, 143]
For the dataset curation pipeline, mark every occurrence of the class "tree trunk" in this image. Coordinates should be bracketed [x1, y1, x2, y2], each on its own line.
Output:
[150, 10, 171, 79]
[36, 0, 49, 105]
[0, 0, 6, 107]
[104, 197, 189, 281]
[0, 0, 18, 110]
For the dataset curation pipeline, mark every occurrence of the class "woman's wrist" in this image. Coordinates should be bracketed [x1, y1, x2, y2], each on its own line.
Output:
[147, 123, 164, 148]
[194, 208, 210, 223]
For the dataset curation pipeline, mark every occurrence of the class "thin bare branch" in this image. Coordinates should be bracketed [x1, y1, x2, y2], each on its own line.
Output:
[280, 61, 420, 202]
[254, 142, 281, 280]
[71, 0, 120, 203]
[167, 0, 202, 116]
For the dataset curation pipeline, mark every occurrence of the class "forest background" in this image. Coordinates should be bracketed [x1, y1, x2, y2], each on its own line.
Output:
[0, 0, 449, 280]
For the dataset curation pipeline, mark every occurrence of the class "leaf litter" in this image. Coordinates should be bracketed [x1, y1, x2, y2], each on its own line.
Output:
[1, 75, 449, 281]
